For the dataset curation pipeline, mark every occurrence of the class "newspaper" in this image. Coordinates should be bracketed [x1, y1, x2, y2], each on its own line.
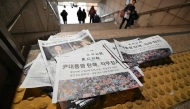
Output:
[20, 53, 52, 88]
[114, 35, 173, 65]
[52, 41, 143, 103]
[102, 40, 144, 78]
[56, 40, 126, 107]
[20, 30, 95, 88]
[48, 30, 94, 42]
[38, 30, 95, 81]
[53, 59, 142, 103]
[22, 60, 34, 75]
[48, 35, 76, 41]
[60, 40, 144, 78]
[59, 97, 98, 109]
[59, 40, 127, 69]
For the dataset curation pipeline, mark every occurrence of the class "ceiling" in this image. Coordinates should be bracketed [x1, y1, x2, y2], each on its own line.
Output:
[57, 0, 102, 3]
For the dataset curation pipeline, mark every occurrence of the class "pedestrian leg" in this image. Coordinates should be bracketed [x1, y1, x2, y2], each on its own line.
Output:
[119, 18, 126, 29]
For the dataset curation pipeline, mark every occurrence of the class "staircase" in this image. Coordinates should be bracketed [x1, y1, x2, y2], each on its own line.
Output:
[25, 23, 190, 109]
[57, 24, 190, 54]
[60, 22, 119, 32]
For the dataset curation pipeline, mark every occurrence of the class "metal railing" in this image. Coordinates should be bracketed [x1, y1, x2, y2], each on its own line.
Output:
[99, 2, 190, 23]
[100, 10, 120, 18]
[100, 10, 120, 23]
[46, 0, 59, 19]
[139, 2, 190, 16]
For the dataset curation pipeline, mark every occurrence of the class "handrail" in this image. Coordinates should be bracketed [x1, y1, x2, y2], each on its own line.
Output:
[7, 0, 32, 31]
[100, 10, 120, 18]
[100, 3, 190, 18]
[8, 14, 21, 31]
[139, 2, 190, 16]
[46, 0, 59, 19]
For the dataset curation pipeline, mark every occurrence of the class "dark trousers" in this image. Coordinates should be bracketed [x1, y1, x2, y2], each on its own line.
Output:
[82, 19, 85, 23]
[119, 17, 131, 29]
[90, 16, 94, 23]
[62, 17, 67, 24]
[63, 21, 67, 24]
[82, 20, 85, 23]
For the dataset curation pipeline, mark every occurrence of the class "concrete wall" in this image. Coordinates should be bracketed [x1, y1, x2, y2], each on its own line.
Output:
[0, 0, 60, 53]
[98, 0, 190, 27]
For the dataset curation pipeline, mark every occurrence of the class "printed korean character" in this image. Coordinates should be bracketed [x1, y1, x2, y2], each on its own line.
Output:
[80, 64, 85, 68]
[101, 62, 106, 66]
[69, 64, 74, 69]
[96, 57, 100, 60]
[105, 61, 110, 65]
[87, 63, 92, 68]
[92, 62, 98, 67]
[99, 52, 103, 55]
[82, 58, 86, 61]
[62, 65, 68, 69]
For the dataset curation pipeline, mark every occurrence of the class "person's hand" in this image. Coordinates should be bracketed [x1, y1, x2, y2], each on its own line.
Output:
[127, 10, 131, 13]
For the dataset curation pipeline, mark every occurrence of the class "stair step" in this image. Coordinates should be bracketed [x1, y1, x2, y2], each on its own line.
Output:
[60, 22, 118, 32]
[56, 25, 190, 54]
[57, 25, 190, 40]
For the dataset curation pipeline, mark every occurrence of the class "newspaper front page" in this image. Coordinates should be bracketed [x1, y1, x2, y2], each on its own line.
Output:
[103, 40, 144, 78]
[53, 59, 142, 103]
[52, 40, 142, 103]
[114, 35, 173, 64]
[38, 30, 95, 81]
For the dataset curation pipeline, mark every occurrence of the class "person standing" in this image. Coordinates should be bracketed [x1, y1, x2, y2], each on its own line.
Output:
[88, 6, 96, 23]
[82, 9, 86, 23]
[60, 10, 68, 24]
[119, 0, 136, 29]
[77, 7, 83, 24]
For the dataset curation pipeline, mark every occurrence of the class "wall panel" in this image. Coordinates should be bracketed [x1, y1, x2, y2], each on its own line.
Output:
[0, 0, 21, 27]
[150, 11, 166, 25]
[34, 0, 49, 31]
[22, 0, 44, 32]
[160, 13, 175, 25]
[98, 0, 190, 27]
[144, 0, 161, 8]
[170, 17, 190, 25]
[10, 15, 26, 33]
[0, 0, 60, 59]
[159, 0, 186, 8]
[177, 6, 190, 22]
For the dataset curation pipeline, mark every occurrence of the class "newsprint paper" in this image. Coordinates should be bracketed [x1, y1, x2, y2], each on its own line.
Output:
[38, 30, 95, 81]
[114, 35, 173, 65]
[102, 39, 144, 78]
[52, 40, 143, 103]
[52, 59, 142, 103]
[20, 53, 52, 88]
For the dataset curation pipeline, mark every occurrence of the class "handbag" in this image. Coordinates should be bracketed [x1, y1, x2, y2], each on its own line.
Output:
[124, 12, 130, 19]
[120, 9, 125, 18]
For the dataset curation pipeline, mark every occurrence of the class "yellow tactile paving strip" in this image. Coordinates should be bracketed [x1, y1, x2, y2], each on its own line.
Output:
[83, 51, 190, 109]
[14, 51, 190, 109]
[11, 88, 58, 109]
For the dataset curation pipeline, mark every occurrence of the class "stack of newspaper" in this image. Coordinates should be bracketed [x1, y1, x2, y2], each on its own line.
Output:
[20, 30, 173, 109]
